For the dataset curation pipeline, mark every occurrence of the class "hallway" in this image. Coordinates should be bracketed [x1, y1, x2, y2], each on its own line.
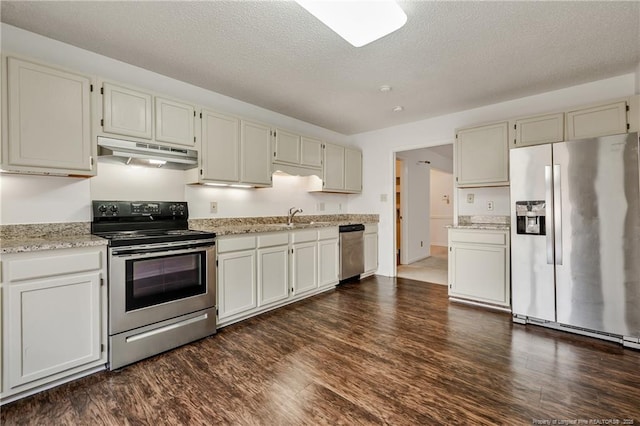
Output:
[397, 245, 448, 285]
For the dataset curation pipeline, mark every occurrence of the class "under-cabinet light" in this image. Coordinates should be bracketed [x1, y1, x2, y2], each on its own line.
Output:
[230, 184, 253, 189]
[204, 183, 230, 187]
[147, 159, 166, 167]
[295, 0, 407, 47]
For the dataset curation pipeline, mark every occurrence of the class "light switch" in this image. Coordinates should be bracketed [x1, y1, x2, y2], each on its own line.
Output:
[210, 201, 218, 213]
[380, 194, 388, 202]
[466, 194, 475, 203]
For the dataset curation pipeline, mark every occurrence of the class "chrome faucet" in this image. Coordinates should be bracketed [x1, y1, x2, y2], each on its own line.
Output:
[287, 207, 303, 225]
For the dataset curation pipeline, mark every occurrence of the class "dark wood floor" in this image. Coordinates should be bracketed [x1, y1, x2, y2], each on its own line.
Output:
[3, 276, 640, 425]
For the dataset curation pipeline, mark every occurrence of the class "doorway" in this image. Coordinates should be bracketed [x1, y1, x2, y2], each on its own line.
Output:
[394, 145, 453, 285]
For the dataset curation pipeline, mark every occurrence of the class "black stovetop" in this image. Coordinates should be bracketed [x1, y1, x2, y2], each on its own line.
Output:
[91, 200, 215, 247]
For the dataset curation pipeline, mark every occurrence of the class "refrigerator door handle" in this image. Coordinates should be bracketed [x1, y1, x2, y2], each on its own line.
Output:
[553, 164, 563, 265]
[545, 165, 554, 264]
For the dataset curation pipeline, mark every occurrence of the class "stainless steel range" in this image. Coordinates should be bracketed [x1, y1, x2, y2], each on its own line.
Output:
[91, 201, 217, 370]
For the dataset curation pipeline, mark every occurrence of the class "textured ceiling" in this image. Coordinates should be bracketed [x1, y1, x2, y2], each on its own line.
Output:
[1, 1, 639, 135]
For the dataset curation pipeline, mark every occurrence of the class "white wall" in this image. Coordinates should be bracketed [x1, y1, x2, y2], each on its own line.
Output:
[457, 187, 510, 216]
[0, 24, 354, 224]
[430, 169, 453, 247]
[350, 73, 637, 277]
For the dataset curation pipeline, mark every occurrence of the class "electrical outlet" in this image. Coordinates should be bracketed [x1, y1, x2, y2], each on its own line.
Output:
[318, 202, 325, 212]
[210, 202, 218, 213]
[380, 194, 388, 202]
[467, 194, 475, 203]
[487, 201, 494, 211]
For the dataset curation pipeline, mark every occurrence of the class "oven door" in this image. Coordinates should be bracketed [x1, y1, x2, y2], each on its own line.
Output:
[109, 241, 216, 335]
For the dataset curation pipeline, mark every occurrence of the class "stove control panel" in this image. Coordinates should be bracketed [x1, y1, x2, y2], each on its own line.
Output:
[131, 203, 160, 215]
[92, 201, 188, 218]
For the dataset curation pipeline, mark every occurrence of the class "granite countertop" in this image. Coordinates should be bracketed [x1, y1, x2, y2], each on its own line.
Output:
[0, 223, 108, 254]
[447, 215, 510, 231]
[1, 214, 380, 253]
[189, 214, 379, 236]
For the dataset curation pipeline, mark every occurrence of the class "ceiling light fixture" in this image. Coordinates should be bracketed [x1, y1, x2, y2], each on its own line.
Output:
[392, 106, 404, 112]
[295, 0, 407, 47]
[379, 85, 392, 92]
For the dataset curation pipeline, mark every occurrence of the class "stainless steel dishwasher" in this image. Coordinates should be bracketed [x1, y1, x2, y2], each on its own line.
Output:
[339, 224, 365, 281]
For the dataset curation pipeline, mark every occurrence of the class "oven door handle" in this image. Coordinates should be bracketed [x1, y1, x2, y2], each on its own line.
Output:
[111, 241, 215, 257]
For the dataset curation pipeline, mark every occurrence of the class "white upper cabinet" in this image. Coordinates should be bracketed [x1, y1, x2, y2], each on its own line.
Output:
[3, 56, 95, 175]
[200, 109, 240, 183]
[154, 96, 195, 147]
[512, 113, 564, 148]
[566, 100, 629, 140]
[455, 121, 509, 187]
[240, 120, 272, 186]
[344, 147, 363, 192]
[300, 136, 323, 168]
[318, 142, 363, 193]
[322, 142, 345, 191]
[271, 129, 322, 176]
[273, 129, 300, 164]
[102, 82, 153, 140]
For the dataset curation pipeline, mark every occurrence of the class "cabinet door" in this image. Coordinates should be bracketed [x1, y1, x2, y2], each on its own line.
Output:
[513, 113, 564, 147]
[455, 122, 509, 186]
[291, 242, 318, 296]
[154, 97, 195, 147]
[318, 238, 339, 288]
[449, 244, 508, 306]
[566, 101, 628, 140]
[323, 143, 345, 191]
[273, 129, 300, 164]
[257, 245, 289, 307]
[217, 250, 257, 320]
[344, 148, 362, 192]
[241, 120, 273, 186]
[300, 136, 323, 168]
[5, 57, 94, 174]
[102, 82, 153, 139]
[364, 232, 378, 275]
[5, 272, 102, 388]
[201, 110, 240, 183]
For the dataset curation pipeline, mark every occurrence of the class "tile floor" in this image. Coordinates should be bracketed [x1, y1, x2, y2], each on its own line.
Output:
[397, 245, 448, 285]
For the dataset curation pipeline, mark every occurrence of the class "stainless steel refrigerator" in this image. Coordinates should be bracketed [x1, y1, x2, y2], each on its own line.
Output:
[510, 132, 640, 348]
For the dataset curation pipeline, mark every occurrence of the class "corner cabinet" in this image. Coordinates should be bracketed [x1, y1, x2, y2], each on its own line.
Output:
[448, 228, 510, 310]
[0, 246, 108, 404]
[2, 56, 96, 176]
[455, 122, 509, 187]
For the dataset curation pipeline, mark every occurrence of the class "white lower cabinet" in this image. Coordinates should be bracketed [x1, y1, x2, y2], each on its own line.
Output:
[216, 227, 341, 327]
[257, 234, 289, 307]
[363, 224, 379, 277]
[448, 228, 510, 309]
[0, 247, 107, 404]
[217, 235, 258, 321]
[318, 228, 339, 288]
[291, 239, 318, 296]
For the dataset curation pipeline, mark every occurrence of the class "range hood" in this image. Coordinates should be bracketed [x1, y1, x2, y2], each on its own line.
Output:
[97, 137, 198, 170]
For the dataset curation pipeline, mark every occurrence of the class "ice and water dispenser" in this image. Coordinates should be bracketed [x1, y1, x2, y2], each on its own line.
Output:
[515, 201, 546, 235]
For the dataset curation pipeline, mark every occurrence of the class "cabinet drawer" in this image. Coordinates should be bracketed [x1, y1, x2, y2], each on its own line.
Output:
[449, 230, 506, 245]
[217, 236, 256, 253]
[257, 232, 289, 248]
[317, 227, 339, 240]
[3, 249, 103, 282]
[291, 230, 318, 243]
